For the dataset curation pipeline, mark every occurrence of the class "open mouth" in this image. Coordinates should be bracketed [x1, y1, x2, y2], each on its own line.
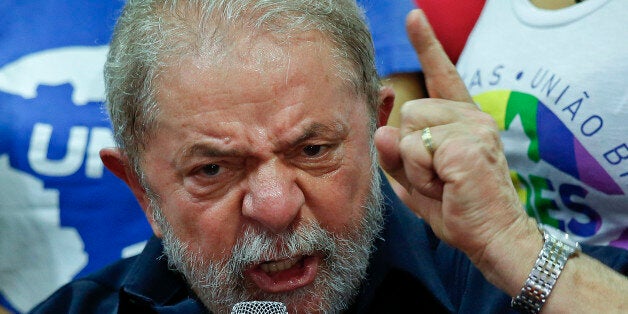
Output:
[244, 254, 320, 293]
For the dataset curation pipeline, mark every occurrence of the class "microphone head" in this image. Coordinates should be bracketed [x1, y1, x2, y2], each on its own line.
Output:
[231, 301, 288, 314]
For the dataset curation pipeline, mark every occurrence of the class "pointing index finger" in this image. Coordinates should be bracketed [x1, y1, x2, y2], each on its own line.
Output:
[406, 9, 473, 103]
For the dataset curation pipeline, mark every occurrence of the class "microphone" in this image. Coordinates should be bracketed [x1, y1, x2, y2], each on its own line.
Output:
[231, 301, 288, 314]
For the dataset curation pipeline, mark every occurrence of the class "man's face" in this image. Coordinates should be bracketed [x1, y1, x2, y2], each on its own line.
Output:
[140, 32, 381, 313]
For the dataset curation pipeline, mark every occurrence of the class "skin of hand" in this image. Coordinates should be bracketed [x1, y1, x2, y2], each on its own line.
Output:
[374, 8, 531, 271]
[374, 9, 628, 312]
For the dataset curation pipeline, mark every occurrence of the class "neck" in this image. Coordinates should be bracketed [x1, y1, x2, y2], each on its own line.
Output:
[529, 0, 582, 10]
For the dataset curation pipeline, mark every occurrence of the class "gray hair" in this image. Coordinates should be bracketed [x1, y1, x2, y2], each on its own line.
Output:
[104, 0, 381, 173]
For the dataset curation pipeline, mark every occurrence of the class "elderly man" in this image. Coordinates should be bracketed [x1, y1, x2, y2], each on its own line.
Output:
[31, 0, 627, 313]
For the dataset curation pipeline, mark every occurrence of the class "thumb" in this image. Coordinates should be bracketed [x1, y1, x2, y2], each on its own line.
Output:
[374, 126, 411, 189]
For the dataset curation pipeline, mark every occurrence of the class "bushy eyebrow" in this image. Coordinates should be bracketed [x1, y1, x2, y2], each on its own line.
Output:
[179, 143, 245, 160]
[290, 121, 348, 146]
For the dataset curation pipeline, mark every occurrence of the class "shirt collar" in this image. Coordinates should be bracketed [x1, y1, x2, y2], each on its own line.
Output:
[120, 236, 208, 312]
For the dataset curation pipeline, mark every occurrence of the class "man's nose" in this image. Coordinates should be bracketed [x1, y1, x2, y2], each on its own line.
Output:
[242, 160, 305, 233]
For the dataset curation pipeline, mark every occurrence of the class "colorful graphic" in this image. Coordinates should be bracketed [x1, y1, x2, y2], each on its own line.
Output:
[476, 90, 623, 196]
[474, 90, 627, 249]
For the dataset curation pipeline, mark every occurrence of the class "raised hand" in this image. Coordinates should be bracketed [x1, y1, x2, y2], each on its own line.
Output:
[374, 9, 534, 266]
[375, 10, 628, 312]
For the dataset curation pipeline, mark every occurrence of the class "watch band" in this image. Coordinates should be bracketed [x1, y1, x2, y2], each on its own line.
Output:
[511, 224, 581, 313]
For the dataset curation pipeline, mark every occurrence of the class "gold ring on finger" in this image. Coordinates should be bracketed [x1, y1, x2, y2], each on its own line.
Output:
[421, 127, 435, 156]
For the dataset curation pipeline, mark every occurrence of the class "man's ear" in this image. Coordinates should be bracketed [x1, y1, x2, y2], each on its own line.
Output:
[377, 85, 396, 127]
[100, 148, 163, 237]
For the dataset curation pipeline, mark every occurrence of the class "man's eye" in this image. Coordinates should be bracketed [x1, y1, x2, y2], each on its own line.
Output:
[303, 145, 323, 157]
[200, 164, 221, 176]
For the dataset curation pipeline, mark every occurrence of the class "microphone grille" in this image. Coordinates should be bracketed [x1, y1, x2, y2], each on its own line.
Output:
[231, 301, 288, 314]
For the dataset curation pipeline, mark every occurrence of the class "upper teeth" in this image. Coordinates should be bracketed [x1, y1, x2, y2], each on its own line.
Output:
[260, 256, 300, 273]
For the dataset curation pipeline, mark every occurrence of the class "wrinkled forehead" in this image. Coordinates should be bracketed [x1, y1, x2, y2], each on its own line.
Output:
[145, 2, 370, 140]
[149, 30, 372, 163]
[156, 30, 361, 114]
[156, 27, 360, 106]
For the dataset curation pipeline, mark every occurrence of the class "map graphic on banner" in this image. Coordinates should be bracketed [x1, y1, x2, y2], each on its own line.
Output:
[0, 2, 152, 313]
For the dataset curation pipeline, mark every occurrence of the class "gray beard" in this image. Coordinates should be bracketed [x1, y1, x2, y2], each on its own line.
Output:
[151, 172, 385, 314]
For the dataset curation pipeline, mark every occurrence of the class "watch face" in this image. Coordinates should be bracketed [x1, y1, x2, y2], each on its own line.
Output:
[539, 224, 581, 251]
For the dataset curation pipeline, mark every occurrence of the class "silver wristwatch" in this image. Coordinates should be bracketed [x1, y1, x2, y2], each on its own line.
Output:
[511, 224, 581, 313]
